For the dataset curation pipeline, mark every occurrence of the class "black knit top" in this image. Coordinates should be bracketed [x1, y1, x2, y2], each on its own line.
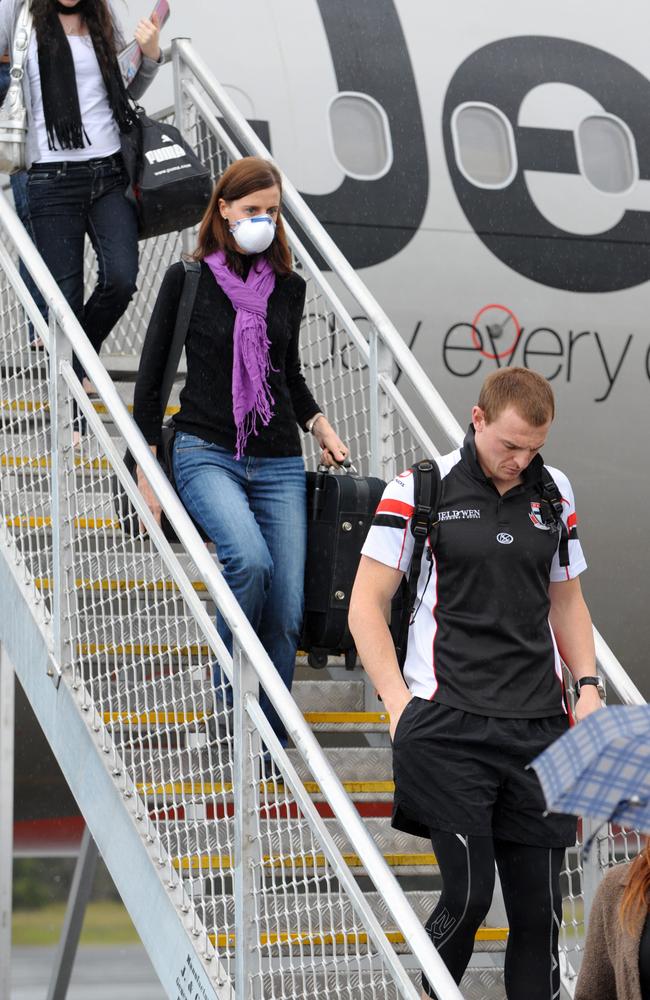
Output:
[133, 259, 321, 457]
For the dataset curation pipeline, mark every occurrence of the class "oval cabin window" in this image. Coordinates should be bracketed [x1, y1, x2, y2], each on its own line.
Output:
[451, 103, 517, 188]
[576, 115, 637, 194]
[329, 92, 393, 180]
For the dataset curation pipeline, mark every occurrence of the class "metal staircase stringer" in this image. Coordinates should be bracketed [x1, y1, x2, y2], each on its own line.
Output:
[0, 544, 233, 1000]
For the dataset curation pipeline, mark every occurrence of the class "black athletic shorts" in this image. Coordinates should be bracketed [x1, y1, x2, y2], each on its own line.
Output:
[391, 698, 577, 848]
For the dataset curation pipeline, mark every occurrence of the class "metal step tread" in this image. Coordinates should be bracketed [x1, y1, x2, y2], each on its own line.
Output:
[124, 744, 393, 802]
[103, 678, 365, 719]
[162, 817, 426, 862]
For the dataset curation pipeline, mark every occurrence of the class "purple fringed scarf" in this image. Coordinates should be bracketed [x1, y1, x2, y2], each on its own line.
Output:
[204, 251, 277, 459]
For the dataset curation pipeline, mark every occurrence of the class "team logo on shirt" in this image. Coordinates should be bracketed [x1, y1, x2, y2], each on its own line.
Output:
[529, 501, 551, 531]
[438, 508, 481, 521]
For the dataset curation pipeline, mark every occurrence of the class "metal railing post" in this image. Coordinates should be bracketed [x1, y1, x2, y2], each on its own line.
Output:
[172, 37, 196, 257]
[49, 314, 75, 686]
[233, 641, 260, 1000]
[46, 826, 100, 1000]
[582, 819, 609, 928]
[0, 644, 15, 1000]
[369, 326, 396, 481]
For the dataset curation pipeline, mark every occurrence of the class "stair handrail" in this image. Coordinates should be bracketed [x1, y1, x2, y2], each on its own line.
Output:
[0, 192, 464, 999]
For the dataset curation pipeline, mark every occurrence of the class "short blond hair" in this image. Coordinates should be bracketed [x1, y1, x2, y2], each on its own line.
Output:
[477, 368, 555, 426]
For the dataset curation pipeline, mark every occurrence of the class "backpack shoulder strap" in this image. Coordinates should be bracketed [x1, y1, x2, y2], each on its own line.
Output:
[540, 465, 570, 568]
[159, 259, 202, 413]
[394, 459, 442, 670]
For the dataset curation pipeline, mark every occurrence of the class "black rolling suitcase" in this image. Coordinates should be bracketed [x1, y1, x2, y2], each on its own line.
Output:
[301, 467, 386, 670]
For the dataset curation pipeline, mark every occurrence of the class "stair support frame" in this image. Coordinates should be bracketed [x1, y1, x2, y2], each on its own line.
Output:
[49, 313, 75, 688]
[46, 825, 99, 1000]
[0, 548, 231, 1000]
[233, 641, 262, 1000]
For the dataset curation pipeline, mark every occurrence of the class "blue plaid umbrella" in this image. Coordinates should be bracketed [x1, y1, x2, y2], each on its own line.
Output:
[530, 705, 650, 846]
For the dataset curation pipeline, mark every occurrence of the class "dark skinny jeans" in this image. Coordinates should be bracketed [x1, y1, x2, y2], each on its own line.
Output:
[27, 152, 138, 382]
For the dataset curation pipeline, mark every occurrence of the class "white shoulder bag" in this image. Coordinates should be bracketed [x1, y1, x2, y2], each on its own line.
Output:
[0, 2, 33, 174]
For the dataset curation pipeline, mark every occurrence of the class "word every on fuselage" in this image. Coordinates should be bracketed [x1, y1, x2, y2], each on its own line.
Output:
[442, 322, 639, 402]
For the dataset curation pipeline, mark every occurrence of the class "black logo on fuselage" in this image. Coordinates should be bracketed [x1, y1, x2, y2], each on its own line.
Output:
[443, 36, 650, 292]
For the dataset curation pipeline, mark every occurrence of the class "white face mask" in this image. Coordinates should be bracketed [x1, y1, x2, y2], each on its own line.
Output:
[229, 215, 276, 254]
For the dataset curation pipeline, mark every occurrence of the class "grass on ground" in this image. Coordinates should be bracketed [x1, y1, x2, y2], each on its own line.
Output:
[12, 900, 140, 947]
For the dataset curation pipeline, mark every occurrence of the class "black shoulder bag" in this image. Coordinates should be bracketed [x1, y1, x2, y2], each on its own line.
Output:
[393, 459, 442, 670]
[112, 259, 204, 542]
[121, 109, 213, 240]
[538, 466, 570, 568]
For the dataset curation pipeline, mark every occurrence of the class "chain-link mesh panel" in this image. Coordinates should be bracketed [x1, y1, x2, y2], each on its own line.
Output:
[0, 253, 52, 614]
[56, 379, 238, 979]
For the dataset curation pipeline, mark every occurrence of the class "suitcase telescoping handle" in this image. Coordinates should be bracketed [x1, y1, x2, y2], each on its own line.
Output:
[311, 459, 356, 521]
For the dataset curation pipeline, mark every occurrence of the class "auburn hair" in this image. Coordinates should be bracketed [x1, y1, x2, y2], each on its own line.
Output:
[31, 0, 119, 81]
[620, 842, 650, 930]
[477, 367, 555, 426]
[192, 157, 292, 277]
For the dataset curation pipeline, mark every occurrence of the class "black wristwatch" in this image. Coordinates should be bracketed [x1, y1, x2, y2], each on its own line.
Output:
[574, 676, 606, 700]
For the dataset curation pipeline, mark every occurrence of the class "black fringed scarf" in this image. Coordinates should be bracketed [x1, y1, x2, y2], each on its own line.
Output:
[36, 0, 140, 152]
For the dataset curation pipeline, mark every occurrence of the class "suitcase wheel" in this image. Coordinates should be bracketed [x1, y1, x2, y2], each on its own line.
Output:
[307, 650, 329, 670]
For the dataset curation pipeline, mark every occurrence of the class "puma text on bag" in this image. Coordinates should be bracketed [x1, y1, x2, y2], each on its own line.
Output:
[121, 110, 213, 240]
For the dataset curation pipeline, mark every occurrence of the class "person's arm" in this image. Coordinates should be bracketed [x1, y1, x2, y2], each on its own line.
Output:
[110, 2, 162, 100]
[549, 577, 602, 722]
[284, 276, 348, 466]
[132, 262, 185, 527]
[574, 880, 617, 1000]
[127, 14, 162, 99]
[349, 556, 412, 739]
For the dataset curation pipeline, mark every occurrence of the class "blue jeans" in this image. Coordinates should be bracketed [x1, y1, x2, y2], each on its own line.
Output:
[0, 64, 48, 339]
[27, 153, 138, 382]
[173, 433, 307, 746]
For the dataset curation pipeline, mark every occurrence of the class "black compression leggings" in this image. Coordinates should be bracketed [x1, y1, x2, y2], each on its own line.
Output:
[422, 831, 564, 1000]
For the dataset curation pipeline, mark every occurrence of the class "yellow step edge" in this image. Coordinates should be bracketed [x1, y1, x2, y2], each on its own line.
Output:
[136, 779, 395, 796]
[104, 711, 207, 725]
[304, 711, 389, 725]
[174, 853, 438, 871]
[79, 642, 211, 657]
[105, 710, 390, 730]
[8, 516, 119, 530]
[0, 399, 178, 417]
[208, 928, 508, 947]
[1, 454, 111, 470]
[36, 578, 207, 593]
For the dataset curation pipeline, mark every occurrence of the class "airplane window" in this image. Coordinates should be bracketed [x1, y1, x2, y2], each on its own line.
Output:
[328, 92, 393, 180]
[576, 115, 637, 194]
[451, 103, 517, 188]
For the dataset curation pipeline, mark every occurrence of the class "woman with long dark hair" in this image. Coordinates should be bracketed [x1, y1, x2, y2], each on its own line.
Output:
[575, 840, 650, 999]
[0, 0, 161, 399]
[133, 156, 348, 746]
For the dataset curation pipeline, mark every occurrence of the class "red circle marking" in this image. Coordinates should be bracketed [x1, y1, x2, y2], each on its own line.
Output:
[471, 303, 521, 360]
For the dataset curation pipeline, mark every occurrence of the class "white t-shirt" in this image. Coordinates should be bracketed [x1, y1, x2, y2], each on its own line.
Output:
[28, 33, 121, 163]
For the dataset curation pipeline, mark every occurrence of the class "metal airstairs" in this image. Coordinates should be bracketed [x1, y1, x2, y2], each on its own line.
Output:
[0, 37, 646, 1000]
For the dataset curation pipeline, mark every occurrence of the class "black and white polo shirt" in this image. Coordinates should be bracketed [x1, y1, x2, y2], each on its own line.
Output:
[361, 427, 586, 719]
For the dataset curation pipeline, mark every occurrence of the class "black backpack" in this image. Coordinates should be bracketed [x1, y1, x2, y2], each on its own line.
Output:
[393, 460, 570, 670]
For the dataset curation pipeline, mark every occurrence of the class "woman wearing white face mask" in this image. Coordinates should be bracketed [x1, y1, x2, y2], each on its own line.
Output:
[133, 156, 348, 748]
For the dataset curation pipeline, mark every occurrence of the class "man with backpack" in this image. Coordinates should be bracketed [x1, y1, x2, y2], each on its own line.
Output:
[349, 367, 603, 1000]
